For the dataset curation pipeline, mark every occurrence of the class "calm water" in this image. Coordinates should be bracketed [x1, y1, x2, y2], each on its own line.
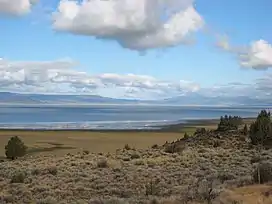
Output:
[0, 105, 268, 129]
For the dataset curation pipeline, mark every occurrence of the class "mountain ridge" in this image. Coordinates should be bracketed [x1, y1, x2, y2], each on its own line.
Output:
[0, 92, 270, 106]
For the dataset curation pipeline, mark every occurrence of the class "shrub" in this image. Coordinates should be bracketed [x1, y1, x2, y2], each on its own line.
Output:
[31, 168, 41, 175]
[164, 143, 185, 153]
[97, 158, 109, 168]
[195, 128, 206, 135]
[83, 150, 90, 155]
[10, 171, 26, 183]
[130, 152, 140, 159]
[5, 136, 27, 160]
[253, 162, 272, 184]
[249, 110, 272, 146]
[134, 159, 145, 165]
[183, 132, 190, 139]
[124, 144, 131, 150]
[47, 166, 58, 175]
[151, 144, 159, 149]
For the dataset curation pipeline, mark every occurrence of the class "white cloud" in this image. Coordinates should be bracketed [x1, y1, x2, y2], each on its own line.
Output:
[52, 0, 204, 50]
[239, 40, 272, 69]
[216, 37, 272, 70]
[0, 0, 37, 15]
[1, 58, 270, 101]
[0, 58, 199, 99]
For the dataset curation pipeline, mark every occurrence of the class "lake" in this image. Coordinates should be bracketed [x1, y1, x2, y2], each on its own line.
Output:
[0, 105, 268, 130]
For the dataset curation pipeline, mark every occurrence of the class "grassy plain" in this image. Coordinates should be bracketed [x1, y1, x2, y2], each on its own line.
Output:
[0, 130, 185, 157]
[0, 118, 255, 157]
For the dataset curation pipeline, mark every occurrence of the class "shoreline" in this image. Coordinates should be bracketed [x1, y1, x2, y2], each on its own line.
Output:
[0, 117, 255, 133]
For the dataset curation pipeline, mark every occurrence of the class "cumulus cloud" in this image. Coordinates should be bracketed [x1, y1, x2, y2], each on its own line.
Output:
[52, 0, 204, 50]
[239, 40, 272, 69]
[217, 37, 272, 70]
[0, 58, 199, 99]
[0, 0, 37, 15]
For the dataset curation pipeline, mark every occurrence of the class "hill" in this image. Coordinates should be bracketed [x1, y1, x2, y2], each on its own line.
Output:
[1, 119, 272, 203]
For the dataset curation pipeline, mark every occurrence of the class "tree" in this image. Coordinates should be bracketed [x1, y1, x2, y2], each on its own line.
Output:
[217, 115, 242, 131]
[249, 110, 272, 146]
[5, 136, 27, 160]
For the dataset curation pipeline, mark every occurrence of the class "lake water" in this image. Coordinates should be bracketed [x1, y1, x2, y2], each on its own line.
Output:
[0, 105, 269, 130]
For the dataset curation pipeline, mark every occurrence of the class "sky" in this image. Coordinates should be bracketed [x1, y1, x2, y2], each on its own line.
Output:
[0, 0, 271, 100]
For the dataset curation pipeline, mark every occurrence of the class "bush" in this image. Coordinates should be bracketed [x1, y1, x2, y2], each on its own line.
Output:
[249, 110, 272, 146]
[253, 162, 272, 184]
[164, 143, 185, 153]
[124, 144, 131, 150]
[97, 158, 109, 168]
[184, 132, 190, 139]
[5, 136, 27, 160]
[151, 144, 159, 149]
[83, 150, 90, 155]
[47, 166, 58, 175]
[130, 152, 140, 159]
[195, 128, 206, 135]
[10, 171, 26, 183]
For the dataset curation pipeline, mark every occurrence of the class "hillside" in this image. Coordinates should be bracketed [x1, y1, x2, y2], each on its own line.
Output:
[1, 127, 272, 203]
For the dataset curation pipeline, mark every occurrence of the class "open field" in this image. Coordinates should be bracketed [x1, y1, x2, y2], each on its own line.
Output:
[0, 130, 184, 157]
[0, 118, 255, 158]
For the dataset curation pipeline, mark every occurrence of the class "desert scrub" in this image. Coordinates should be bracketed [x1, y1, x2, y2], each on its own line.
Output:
[36, 196, 58, 204]
[47, 166, 58, 175]
[10, 171, 27, 183]
[31, 168, 41, 175]
[130, 152, 141, 159]
[134, 159, 145, 166]
[97, 158, 109, 168]
[164, 143, 185, 154]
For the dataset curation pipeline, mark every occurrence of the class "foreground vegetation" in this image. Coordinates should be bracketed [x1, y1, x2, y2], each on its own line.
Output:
[0, 110, 272, 203]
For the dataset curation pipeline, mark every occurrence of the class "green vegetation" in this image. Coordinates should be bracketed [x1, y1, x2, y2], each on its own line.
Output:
[5, 136, 27, 160]
[249, 110, 272, 146]
[10, 171, 26, 183]
[217, 115, 243, 131]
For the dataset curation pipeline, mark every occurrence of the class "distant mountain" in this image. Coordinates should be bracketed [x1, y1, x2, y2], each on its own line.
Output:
[0, 92, 270, 106]
[0, 92, 141, 105]
[161, 93, 272, 106]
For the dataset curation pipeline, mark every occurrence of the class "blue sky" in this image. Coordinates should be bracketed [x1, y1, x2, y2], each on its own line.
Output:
[0, 0, 271, 100]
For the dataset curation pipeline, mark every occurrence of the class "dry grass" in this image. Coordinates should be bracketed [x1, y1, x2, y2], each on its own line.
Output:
[0, 130, 183, 157]
[216, 185, 272, 204]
